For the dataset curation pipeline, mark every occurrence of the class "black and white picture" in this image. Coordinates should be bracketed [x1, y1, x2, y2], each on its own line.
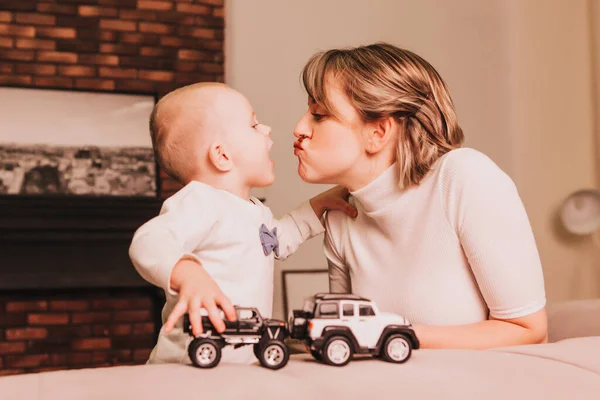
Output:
[0, 87, 157, 197]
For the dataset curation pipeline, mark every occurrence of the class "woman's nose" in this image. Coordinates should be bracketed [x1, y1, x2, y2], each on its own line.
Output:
[293, 115, 311, 139]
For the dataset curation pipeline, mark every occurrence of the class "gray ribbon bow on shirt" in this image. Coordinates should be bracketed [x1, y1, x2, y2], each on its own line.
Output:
[259, 223, 279, 257]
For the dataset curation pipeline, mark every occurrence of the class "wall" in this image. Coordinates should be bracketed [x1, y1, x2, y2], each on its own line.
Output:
[225, 0, 599, 318]
[593, 0, 600, 183]
[505, 0, 599, 300]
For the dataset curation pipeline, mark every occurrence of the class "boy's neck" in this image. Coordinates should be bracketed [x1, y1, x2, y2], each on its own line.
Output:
[186, 173, 251, 201]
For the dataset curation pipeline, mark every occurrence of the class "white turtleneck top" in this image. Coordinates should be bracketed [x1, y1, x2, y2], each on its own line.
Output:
[324, 148, 546, 325]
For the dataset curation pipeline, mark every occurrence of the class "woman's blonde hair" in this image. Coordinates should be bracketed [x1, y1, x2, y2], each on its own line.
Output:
[302, 42, 464, 188]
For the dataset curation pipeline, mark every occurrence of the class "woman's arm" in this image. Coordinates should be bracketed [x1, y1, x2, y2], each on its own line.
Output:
[328, 260, 352, 294]
[413, 308, 548, 349]
[322, 206, 353, 294]
[433, 149, 548, 349]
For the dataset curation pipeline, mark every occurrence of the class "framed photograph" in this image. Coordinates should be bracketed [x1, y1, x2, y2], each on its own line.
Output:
[0, 86, 158, 197]
[281, 269, 329, 317]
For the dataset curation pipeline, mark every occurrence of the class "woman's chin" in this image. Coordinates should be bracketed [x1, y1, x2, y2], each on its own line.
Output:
[297, 164, 324, 184]
[297, 164, 313, 183]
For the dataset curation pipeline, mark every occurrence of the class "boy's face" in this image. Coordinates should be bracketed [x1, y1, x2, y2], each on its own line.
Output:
[223, 92, 275, 188]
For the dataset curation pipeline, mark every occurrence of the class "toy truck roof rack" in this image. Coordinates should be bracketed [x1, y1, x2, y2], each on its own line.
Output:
[313, 293, 371, 302]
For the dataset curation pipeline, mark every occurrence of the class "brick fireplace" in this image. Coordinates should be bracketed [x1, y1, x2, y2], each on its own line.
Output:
[0, 289, 159, 375]
[0, 0, 225, 376]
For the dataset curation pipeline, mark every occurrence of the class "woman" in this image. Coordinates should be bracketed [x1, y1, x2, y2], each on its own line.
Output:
[293, 42, 547, 349]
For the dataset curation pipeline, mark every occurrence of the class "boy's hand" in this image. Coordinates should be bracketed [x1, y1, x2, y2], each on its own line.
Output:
[165, 258, 236, 337]
[310, 185, 358, 219]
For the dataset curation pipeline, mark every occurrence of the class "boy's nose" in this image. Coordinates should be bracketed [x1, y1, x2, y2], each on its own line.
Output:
[259, 124, 272, 136]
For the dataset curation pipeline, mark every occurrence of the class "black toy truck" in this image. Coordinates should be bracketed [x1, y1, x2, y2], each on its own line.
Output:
[184, 306, 290, 370]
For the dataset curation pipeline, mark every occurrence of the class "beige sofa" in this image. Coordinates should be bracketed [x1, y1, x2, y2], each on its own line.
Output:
[2, 300, 599, 400]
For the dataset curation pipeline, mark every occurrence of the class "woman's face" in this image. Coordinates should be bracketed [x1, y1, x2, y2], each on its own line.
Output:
[293, 83, 365, 185]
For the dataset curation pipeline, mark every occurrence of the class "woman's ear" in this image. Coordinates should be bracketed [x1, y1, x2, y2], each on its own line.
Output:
[208, 143, 233, 172]
[365, 116, 397, 154]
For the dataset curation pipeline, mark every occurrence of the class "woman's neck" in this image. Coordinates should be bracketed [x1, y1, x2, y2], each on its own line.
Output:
[343, 152, 396, 192]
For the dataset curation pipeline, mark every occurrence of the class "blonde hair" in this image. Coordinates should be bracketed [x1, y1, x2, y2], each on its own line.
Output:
[302, 42, 464, 188]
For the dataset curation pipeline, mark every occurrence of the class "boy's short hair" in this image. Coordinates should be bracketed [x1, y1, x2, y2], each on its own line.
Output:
[149, 99, 196, 185]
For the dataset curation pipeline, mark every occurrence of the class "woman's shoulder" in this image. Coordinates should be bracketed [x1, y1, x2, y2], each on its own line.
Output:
[323, 197, 357, 243]
[324, 206, 352, 231]
[439, 147, 496, 169]
[436, 147, 511, 185]
[434, 147, 518, 213]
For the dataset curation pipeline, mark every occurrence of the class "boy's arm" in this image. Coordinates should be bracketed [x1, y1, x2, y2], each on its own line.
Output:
[165, 258, 235, 336]
[128, 191, 209, 293]
[263, 186, 357, 260]
[128, 189, 235, 335]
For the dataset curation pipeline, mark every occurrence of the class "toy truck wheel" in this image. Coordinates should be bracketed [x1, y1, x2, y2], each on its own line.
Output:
[257, 340, 289, 370]
[253, 343, 261, 360]
[382, 334, 412, 363]
[188, 338, 221, 368]
[310, 350, 322, 362]
[322, 336, 353, 366]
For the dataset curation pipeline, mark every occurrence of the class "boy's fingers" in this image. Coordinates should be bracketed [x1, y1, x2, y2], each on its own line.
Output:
[189, 297, 203, 337]
[204, 298, 226, 333]
[346, 203, 358, 217]
[164, 300, 187, 333]
[337, 186, 350, 198]
[331, 198, 357, 217]
[218, 295, 236, 322]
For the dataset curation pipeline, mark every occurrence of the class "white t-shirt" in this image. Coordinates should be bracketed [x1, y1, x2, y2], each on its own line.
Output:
[325, 148, 546, 325]
[129, 181, 324, 364]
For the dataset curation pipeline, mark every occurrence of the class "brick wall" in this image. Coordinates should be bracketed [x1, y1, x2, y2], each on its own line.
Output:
[0, 0, 225, 197]
[0, 0, 226, 376]
[0, 289, 162, 376]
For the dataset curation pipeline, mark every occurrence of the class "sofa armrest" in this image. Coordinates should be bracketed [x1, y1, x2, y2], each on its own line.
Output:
[546, 299, 600, 342]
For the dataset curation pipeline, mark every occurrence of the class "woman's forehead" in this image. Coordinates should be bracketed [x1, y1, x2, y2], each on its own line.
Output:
[318, 82, 358, 121]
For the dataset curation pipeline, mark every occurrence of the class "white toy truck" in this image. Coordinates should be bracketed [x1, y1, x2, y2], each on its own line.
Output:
[289, 293, 419, 366]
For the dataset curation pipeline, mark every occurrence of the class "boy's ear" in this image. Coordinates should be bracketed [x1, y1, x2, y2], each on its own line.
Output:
[208, 142, 233, 172]
[365, 116, 396, 154]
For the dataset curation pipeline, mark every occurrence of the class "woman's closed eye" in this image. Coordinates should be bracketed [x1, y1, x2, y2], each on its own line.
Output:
[311, 113, 326, 122]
